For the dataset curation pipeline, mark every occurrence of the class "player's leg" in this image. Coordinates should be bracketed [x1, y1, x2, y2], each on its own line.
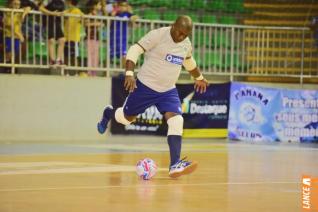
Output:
[156, 89, 198, 178]
[165, 112, 183, 167]
[97, 105, 115, 134]
[97, 104, 137, 134]
[166, 113, 198, 178]
[97, 79, 158, 134]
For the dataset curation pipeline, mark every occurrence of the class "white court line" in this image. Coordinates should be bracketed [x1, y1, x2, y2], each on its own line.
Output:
[0, 181, 300, 192]
[0, 161, 166, 175]
[0, 162, 97, 168]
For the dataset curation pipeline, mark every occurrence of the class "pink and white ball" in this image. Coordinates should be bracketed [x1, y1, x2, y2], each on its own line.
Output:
[136, 158, 158, 180]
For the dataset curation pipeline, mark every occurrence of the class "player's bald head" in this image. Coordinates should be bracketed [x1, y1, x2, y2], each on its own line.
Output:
[170, 15, 193, 43]
[174, 15, 193, 31]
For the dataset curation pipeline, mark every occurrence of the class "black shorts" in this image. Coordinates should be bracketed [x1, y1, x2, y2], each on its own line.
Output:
[47, 18, 64, 40]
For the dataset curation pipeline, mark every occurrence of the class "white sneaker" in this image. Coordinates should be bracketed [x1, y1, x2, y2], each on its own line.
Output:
[169, 157, 198, 178]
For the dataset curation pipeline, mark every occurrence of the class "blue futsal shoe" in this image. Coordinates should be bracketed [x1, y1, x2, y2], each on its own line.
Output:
[168, 157, 198, 178]
[97, 105, 114, 134]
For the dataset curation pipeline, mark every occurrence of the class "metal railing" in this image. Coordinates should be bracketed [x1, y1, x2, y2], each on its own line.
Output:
[0, 8, 315, 82]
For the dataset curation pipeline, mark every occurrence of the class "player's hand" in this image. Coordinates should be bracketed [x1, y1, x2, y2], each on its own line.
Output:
[194, 78, 209, 94]
[124, 76, 137, 93]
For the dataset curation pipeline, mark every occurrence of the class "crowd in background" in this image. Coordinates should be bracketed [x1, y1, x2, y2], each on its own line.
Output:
[0, 0, 138, 75]
[1, 0, 317, 77]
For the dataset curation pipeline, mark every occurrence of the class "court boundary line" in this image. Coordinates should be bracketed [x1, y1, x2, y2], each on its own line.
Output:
[0, 181, 300, 192]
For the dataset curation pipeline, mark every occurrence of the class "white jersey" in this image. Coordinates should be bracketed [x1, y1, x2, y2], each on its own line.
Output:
[137, 27, 192, 92]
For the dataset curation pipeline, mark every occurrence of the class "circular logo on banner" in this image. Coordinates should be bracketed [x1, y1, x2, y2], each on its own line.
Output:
[166, 55, 172, 62]
[239, 102, 264, 126]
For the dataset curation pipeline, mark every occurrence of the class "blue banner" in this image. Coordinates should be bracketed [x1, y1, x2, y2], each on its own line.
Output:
[228, 82, 318, 142]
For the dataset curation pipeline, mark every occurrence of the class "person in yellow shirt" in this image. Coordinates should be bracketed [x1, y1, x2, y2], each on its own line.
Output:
[3, 0, 30, 64]
[63, 0, 84, 71]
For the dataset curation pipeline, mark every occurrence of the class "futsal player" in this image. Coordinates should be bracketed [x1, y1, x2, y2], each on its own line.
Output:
[98, 15, 208, 178]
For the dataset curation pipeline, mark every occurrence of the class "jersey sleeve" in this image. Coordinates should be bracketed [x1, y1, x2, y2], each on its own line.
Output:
[186, 45, 193, 58]
[137, 28, 162, 52]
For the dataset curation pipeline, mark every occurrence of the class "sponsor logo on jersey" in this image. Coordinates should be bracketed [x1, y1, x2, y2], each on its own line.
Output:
[165, 54, 184, 65]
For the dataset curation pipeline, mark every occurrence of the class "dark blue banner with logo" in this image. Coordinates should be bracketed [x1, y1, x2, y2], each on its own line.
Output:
[111, 76, 230, 137]
[182, 82, 230, 138]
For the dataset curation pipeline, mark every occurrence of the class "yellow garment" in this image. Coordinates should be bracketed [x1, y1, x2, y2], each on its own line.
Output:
[3, 12, 23, 39]
[64, 7, 84, 42]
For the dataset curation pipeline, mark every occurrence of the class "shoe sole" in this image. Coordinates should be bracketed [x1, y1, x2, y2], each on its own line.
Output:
[169, 161, 198, 178]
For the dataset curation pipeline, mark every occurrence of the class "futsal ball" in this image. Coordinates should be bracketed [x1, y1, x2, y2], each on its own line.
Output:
[136, 158, 158, 180]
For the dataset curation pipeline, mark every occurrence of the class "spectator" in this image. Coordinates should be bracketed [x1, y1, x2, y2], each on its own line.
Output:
[85, 0, 103, 76]
[63, 0, 84, 75]
[15, 0, 62, 55]
[3, 0, 30, 68]
[20, 0, 41, 42]
[39, 0, 65, 66]
[109, 0, 138, 66]
[101, 0, 113, 16]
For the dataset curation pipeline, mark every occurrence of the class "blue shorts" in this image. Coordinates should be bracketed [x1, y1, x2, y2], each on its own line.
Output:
[5, 37, 20, 53]
[123, 79, 182, 116]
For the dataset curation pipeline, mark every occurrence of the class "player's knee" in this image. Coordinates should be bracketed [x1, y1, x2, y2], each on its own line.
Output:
[167, 115, 183, 136]
[115, 107, 131, 125]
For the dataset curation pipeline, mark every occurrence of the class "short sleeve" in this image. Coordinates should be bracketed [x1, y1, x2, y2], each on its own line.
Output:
[186, 45, 192, 58]
[137, 28, 162, 52]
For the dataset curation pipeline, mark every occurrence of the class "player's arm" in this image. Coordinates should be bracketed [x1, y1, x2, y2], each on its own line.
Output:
[124, 43, 145, 93]
[183, 56, 209, 94]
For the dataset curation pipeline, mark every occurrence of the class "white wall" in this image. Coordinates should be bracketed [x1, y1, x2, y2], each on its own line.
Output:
[0, 74, 316, 142]
[0, 75, 111, 142]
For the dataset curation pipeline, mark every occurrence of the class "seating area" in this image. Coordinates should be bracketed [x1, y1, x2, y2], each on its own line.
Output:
[0, 0, 5, 7]
[244, 0, 318, 27]
[132, 0, 247, 24]
[0, 0, 248, 69]
[0, 0, 316, 81]
[125, 0, 251, 71]
[242, 0, 318, 76]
